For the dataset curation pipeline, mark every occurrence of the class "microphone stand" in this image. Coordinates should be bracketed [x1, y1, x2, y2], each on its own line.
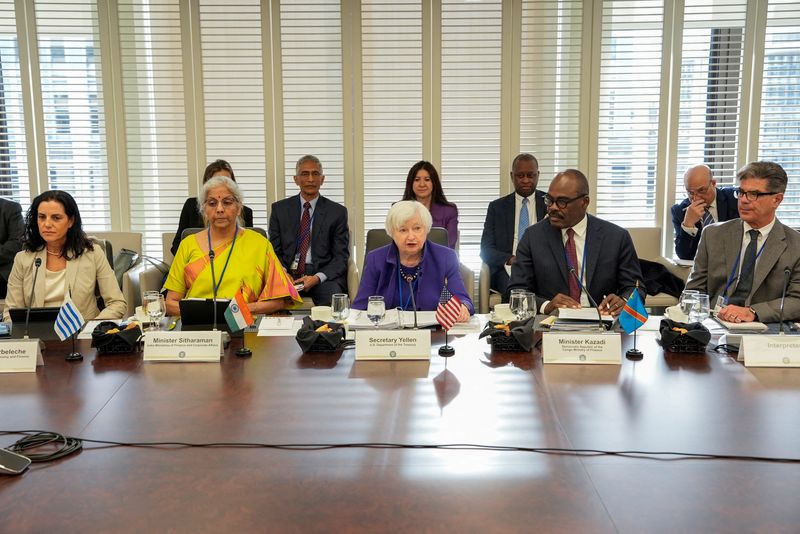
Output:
[778, 267, 790, 335]
[406, 276, 418, 329]
[23, 258, 42, 339]
[568, 268, 605, 332]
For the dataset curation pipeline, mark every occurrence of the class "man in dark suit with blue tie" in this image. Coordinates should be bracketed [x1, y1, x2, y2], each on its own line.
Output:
[269, 155, 350, 306]
[671, 164, 739, 260]
[480, 153, 547, 294]
[508, 169, 643, 316]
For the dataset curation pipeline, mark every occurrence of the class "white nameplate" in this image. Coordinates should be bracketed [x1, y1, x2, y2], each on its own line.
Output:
[739, 335, 800, 367]
[542, 332, 621, 365]
[143, 331, 223, 362]
[355, 329, 431, 360]
[0, 339, 43, 373]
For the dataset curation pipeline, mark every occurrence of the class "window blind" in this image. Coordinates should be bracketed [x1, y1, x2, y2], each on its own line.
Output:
[35, 0, 109, 229]
[595, 0, 664, 225]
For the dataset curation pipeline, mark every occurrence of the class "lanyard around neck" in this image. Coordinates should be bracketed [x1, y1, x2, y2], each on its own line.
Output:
[207, 223, 239, 294]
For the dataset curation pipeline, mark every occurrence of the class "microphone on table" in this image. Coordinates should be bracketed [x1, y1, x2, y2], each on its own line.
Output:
[23, 258, 43, 339]
[405, 275, 419, 329]
[568, 267, 606, 332]
[778, 267, 791, 335]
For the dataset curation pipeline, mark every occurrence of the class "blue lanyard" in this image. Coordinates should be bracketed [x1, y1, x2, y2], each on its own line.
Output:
[397, 266, 419, 311]
[563, 235, 588, 288]
[206, 223, 238, 294]
[721, 236, 768, 301]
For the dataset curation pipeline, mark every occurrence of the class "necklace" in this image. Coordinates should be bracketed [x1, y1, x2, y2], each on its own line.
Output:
[46, 248, 62, 256]
[399, 263, 421, 282]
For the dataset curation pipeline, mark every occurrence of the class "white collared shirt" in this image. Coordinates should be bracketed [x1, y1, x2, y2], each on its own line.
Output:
[540, 215, 590, 312]
[737, 218, 776, 279]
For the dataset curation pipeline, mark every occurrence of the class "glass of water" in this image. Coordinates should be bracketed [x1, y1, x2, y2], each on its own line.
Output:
[680, 289, 699, 317]
[510, 290, 527, 321]
[523, 291, 536, 319]
[367, 296, 385, 328]
[331, 293, 350, 322]
[143, 291, 166, 331]
[689, 293, 710, 323]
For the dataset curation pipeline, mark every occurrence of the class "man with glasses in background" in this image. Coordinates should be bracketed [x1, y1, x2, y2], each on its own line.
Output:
[269, 155, 350, 306]
[686, 161, 800, 323]
[480, 153, 547, 294]
[671, 164, 739, 260]
[507, 169, 643, 316]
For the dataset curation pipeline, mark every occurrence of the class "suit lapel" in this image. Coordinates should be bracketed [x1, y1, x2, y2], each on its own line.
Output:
[583, 217, 602, 293]
[311, 196, 326, 251]
[33, 250, 48, 307]
[501, 194, 515, 251]
[752, 222, 786, 294]
[546, 224, 570, 287]
[723, 221, 744, 289]
[64, 252, 82, 301]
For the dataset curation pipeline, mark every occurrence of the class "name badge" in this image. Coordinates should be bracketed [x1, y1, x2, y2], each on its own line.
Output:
[739, 335, 800, 367]
[355, 330, 431, 360]
[143, 331, 223, 362]
[0, 339, 43, 373]
[542, 332, 622, 365]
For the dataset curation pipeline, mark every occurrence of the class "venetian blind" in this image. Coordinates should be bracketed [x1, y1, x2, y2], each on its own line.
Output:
[361, 0, 423, 243]
[35, 0, 109, 228]
[279, 0, 344, 205]
[674, 0, 747, 201]
[519, 0, 583, 193]
[119, 0, 189, 257]
[0, 0, 29, 205]
[759, 0, 800, 228]
[595, 0, 664, 225]
[440, 0, 502, 268]
[200, 0, 268, 227]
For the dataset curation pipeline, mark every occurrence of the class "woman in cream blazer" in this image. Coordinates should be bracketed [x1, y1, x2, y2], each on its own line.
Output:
[3, 190, 126, 322]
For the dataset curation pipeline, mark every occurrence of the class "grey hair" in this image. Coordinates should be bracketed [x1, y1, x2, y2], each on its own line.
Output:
[198, 175, 244, 225]
[736, 161, 788, 193]
[295, 155, 323, 175]
[385, 200, 432, 236]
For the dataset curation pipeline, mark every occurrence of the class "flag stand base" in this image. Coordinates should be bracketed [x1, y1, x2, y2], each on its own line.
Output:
[65, 352, 83, 361]
[438, 345, 455, 357]
[236, 347, 252, 357]
[625, 348, 643, 360]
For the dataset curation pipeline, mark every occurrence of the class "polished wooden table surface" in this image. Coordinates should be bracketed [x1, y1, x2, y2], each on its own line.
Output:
[1, 328, 799, 533]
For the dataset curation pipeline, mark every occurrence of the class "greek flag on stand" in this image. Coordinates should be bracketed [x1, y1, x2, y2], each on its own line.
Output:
[54, 294, 85, 341]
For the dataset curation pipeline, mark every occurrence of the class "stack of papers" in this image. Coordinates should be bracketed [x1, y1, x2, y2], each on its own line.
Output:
[257, 316, 303, 336]
[550, 308, 614, 331]
[714, 318, 769, 333]
[347, 309, 438, 330]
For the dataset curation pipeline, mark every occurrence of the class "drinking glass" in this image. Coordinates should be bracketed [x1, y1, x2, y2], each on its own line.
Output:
[510, 291, 527, 321]
[367, 296, 385, 328]
[680, 289, 699, 316]
[689, 293, 710, 323]
[331, 293, 350, 322]
[523, 291, 537, 319]
[143, 291, 166, 331]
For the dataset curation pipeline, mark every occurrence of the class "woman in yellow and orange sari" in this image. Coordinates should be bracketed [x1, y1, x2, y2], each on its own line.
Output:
[163, 175, 301, 316]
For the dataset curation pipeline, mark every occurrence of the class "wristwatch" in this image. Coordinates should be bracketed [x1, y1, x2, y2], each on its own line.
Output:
[748, 307, 758, 320]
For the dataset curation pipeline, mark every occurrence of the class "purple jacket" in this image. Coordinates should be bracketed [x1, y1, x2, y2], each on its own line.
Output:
[429, 202, 459, 249]
[353, 240, 474, 314]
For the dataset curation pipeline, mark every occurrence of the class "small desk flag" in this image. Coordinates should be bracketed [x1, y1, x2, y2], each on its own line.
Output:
[619, 289, 648, 334]
[54, 294, 85, 341]
[224, 291, 254, 332]
[435, 280, 461, 331]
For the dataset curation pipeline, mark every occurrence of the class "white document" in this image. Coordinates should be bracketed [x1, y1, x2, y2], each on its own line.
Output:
[348, 309, 439, 330]
[257, 317, 303, 336]
[448, 315, 482, 334]
[557, 307, 613, 322]
[715, 318, 769, 332]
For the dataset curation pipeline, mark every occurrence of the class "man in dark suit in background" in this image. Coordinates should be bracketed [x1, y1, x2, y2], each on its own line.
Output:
[0, 198, 24, 298]
[269, 155, 350, 306]
[508, 169, 643, 316]
[671, 164, 739, 260]
[480, 153, 547, 294]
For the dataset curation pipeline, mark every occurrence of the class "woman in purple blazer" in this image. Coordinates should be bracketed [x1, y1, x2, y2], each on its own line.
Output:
[402, 161, 459, 249]
[354, 201, 473, 319]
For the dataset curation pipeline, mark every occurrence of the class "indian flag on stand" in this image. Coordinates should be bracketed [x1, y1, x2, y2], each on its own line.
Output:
[224, 291, 254, 332]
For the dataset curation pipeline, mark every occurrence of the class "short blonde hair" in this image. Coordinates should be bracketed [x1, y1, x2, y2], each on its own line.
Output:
[385, 200, 432, 236]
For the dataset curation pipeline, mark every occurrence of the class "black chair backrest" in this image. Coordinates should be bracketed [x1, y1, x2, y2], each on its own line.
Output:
[363, 227, 448, 272]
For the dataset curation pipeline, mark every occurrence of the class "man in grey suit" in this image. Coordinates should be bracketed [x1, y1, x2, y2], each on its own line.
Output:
[0, 198, 24, 298]
[480, 153, 547, 294]
[508, 169, 643, 316]
[687, 161, 800, 323]
[269, 155, 350, 306]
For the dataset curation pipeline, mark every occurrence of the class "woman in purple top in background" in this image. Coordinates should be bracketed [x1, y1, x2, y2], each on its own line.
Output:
[401, 161, 459, 249]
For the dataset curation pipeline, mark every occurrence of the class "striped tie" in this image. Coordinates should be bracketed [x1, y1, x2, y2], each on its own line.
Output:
[701, 209, 714, 227]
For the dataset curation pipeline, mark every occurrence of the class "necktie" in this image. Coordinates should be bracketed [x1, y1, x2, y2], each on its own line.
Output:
[296, 201, 312, 276]
[518, 197, 529, 240]
[565, 228, 581, 302]
[701, 209, 714, 227]
[729, 229, 760, 306]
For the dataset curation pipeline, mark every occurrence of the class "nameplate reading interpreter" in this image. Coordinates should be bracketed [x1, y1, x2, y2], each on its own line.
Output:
[0, 339, 43, 373]
[542, 332, 621, 365]
[355, 330, 431, 360]
[739, 335, 800, 367]
[143, 331, 223, 362]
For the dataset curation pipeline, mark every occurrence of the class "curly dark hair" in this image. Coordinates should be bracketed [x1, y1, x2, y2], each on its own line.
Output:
[401, 160, 453, 206]
[23, 190, 93, 259]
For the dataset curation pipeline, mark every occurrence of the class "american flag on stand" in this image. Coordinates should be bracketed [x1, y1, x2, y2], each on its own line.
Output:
[435, 279, 461, 331]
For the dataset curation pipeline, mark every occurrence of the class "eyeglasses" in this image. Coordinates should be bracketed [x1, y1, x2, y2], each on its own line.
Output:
[733, 188, 780, 201]
[544, 194, 587, 209]
[513, 171, 539, 180]
[686, 184, 712, 197]
[298, 171, 323, 179]
[205, 197, 238, 209]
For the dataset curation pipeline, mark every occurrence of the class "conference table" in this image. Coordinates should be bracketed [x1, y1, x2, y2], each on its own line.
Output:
[1, 319, 799, 533]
